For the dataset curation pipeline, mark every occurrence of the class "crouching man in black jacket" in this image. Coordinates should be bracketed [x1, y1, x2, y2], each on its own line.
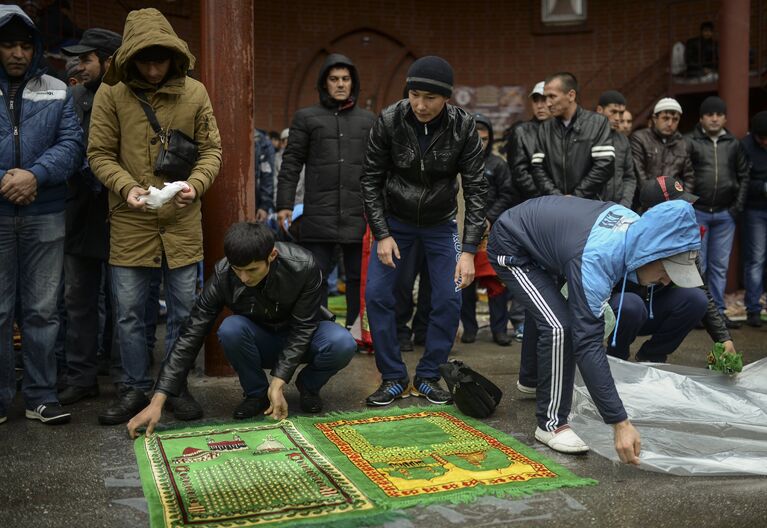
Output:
[127, 222, 356, 437]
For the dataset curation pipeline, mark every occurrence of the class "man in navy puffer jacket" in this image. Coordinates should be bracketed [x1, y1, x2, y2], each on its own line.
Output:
[0, 5, 84, 426]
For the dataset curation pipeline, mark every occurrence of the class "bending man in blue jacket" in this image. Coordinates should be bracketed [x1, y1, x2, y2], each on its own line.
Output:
[488, 196, 703, 464]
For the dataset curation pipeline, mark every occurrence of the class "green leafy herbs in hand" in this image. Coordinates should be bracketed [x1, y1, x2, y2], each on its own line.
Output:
[707, 342, 743, 375]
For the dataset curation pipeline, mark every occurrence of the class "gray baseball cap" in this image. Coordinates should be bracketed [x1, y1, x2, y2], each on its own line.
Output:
[62, 28, 122, 57]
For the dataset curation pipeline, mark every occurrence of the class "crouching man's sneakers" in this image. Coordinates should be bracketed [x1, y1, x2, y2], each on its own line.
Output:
[26, 403, 71, 425]
[516, 381, 537, 394]
[535, 425, 589, 454]
[365, 378, 410, 406]
[296, 378, 323, 413]
[233, 395, 269, 420]
[166, 389, 203, 421]
[411, 376, 452, 404]
[98, 388, 149, 425]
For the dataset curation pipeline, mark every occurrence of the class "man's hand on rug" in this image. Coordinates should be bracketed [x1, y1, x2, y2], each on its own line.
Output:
[128, 393, 168, 439]
[723, 340, 737, 356]
[613, 419, 641, 465]
[266, 378, 289, 420]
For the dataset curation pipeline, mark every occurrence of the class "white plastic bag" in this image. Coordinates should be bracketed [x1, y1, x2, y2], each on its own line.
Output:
[137, 181, 190, 210]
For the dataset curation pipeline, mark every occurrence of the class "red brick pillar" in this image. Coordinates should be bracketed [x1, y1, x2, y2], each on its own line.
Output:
[199, 0, 255, 375]
[719, 0, 750, 295]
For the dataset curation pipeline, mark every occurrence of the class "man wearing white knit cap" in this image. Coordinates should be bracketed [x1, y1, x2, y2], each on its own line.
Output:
[630, 97, 694, 206]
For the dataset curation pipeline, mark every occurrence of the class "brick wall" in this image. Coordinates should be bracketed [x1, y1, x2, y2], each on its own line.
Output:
[15, 0, 760, 132]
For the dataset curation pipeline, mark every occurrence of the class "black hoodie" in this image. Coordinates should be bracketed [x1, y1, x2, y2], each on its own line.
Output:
[474, 113, 515, 222]
[277, 53, 376, 243]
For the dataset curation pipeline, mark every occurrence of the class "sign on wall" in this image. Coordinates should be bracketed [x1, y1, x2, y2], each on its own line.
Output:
[453, 85, 526, 136]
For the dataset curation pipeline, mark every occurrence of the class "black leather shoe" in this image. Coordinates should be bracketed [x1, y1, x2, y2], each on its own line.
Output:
[296, 378, 323, 413]
[399, 339, 414, 352]
[747, 312, 763, 327]
[492, 332, 512, 346]
[233, 395, 269, 420]
[724, 316, 742, 329]
[98, 388, 149, 425]
[166, 389, 203, 421]
[460, 331, 476, 344]
[59, 384, 100, 405]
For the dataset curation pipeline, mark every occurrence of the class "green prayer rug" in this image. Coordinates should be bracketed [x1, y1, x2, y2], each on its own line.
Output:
[135, 407, 596, 528]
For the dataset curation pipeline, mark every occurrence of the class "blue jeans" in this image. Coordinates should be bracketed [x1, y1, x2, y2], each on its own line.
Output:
[607, 287, 708, 362]
[743, 208, 767, 314]
[365, 217, 461, 380]
[217, 316, 356, 396]
[0, 212, 65, 411]
[695, 209, 736, 313]
[110, 261, 197, 390]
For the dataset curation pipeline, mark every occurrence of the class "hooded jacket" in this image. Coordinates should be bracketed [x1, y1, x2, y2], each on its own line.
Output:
[600, 130, 637, 208]
[361, 99, 488, 251]
[276, 53, 375, 243]
[88, 8, 221, 268]
[508, 118, 544, 201]
[0, 5, 84, 217]
[153, 243, 331, 396]
[474, 113, 514, 223]
[531, 106, 614, 199]
[743, 134, 767, 209]
[488, 197, 701, 425]
[630, 126, 694, 196]
[686, 124, 749, 214]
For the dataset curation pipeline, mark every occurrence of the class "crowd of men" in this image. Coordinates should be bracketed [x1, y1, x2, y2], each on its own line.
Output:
[2, 4, 767, 464]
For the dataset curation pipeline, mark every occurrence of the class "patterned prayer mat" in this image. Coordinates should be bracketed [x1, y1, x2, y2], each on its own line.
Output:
[135, 407, 595, 528]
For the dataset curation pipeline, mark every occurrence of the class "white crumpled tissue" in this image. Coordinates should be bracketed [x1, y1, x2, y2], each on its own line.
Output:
[137, 181, 190, 210]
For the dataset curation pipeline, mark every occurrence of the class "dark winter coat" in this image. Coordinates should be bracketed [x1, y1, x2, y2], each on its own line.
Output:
[65, 83, 109, 259]
[154, 243, 334, 396]
[630, 127, 694, 194]
[686, 125, 749, 215]
[531, 106, 614, 198]
[474, 113, 514, 223]
[361, 100, 488, 252]
[600, 131, 637, 208]
[743, 134, 767, 209]
[276, 53, 375, 243]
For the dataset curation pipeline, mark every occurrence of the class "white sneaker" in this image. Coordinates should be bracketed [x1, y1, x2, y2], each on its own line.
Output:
[0, 415, 6, 424]
[535, 425, 589, 454]
[516, 381, 536, 394]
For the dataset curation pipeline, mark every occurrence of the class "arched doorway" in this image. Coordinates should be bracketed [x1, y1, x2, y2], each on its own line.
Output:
[285, 27, 418, 122]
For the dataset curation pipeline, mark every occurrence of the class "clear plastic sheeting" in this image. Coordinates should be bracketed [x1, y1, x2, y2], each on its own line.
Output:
[571, 356, 767, 475]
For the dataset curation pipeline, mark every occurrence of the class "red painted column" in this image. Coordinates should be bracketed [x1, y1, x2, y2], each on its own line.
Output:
[199, 0, 255, 375]
[718, 0, 750, 137]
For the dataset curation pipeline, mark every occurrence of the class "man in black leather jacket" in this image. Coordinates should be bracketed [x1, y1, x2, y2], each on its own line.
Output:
[607, 176, 737, 362]
[531, 72, 614, 198]
[507, 81, 550, 201]
[127, 222, 357, 437]
[686, 96, 749, 328]
[361, 55, 488, 407]
[595, 90, 637, 208]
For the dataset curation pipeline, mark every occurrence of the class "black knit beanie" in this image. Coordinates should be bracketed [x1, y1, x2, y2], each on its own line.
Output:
[406, 56, 453, 98]
[598, 90, 626, 107]
[752, 111, 767, 137]
[699, 96, 727, 116]
[1, 16, 34, 44]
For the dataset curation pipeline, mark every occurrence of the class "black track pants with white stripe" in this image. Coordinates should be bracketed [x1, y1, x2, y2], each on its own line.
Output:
[491, 261, 575, 431]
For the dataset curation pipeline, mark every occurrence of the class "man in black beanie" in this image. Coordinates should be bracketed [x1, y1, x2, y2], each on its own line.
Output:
[56, 28, 122, 406]
[596, 90, 636, 207]
[685, 95, 749, 328]
[742, 111, 767, 327]
[361, 55, 488, 406]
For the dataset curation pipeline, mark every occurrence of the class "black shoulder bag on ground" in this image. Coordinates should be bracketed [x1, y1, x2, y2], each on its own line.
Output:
[439, 359, 503, 418]
[134, 91, 199, 181]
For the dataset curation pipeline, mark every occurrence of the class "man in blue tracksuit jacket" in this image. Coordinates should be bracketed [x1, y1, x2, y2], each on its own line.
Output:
[488, 196, 703, 464]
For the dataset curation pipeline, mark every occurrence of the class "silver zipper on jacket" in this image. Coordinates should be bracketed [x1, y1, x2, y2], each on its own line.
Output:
[712, 139, 719, 210]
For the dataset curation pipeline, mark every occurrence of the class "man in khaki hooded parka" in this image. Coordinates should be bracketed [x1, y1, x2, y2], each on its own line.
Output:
[88, 8, 221, 426]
